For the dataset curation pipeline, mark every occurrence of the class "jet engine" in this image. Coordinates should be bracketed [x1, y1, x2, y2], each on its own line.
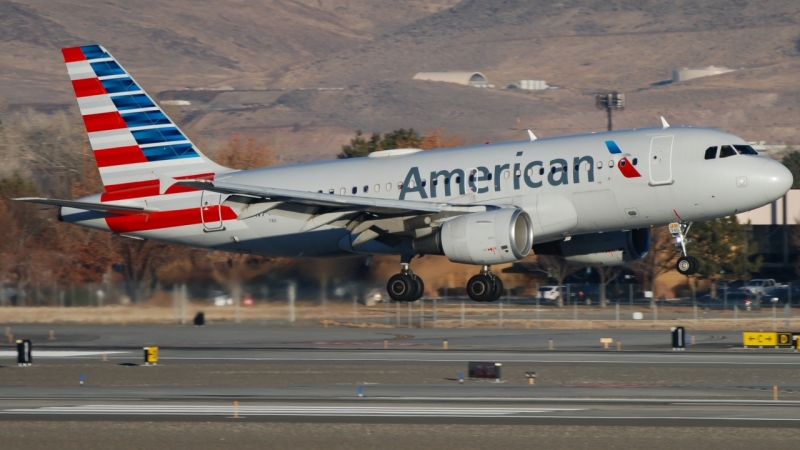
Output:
[532, 228, 650, 266]
[413, 209, 534, 265]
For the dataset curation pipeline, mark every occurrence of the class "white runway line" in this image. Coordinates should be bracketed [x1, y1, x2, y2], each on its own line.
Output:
[159, 356, 800, 365]
[1, 405, 584, 417]
[0, 351, 129, 358]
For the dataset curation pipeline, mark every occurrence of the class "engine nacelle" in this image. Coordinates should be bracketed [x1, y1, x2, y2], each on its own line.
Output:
[413, 209, 533, 265]
[533, 228, 650, 266]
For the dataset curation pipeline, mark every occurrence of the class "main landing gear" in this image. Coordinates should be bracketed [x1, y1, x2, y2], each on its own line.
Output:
[466, 265, 504, 303]
[385, 263, 505, 303]
[670, 221, 699, 276]
[387, 263, 425, 302]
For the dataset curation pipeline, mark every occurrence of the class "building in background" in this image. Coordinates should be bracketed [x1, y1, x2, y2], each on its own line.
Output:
[672, 66, 737, 83]
[413, 72, 491, 87]
[737, 190, 800, 279]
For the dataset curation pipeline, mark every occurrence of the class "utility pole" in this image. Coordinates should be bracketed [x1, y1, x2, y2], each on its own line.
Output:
[595, 92, 625, 131]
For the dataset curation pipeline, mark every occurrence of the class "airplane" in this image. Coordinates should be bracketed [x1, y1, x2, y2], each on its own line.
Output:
[16, 45, 793, 303]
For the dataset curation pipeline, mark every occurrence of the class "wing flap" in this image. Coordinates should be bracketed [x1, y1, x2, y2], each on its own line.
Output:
[176, 180, 442, 215]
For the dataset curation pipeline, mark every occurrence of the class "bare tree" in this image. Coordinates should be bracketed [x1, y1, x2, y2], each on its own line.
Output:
[634, 226, 679, 294]
[522, 255, 581, 308]
[594, 265, 622, 308]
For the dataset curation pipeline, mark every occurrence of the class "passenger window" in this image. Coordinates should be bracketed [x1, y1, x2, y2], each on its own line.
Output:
[632, 158, 638, 166]
[397, 182, 403, 190]
[574, 164, 579, 172]
[352, 186, 357, 194]
[514, 169, 521, 177]
[374, 184, 380, 192]
[504, 170, 511, 179]
[539, 168, 544, 176]
[719, 145, 736, 158]
[597, 161, 603, 169]
[363, 185, 368, 193]
[340, 188, 345, 195]
[386, 183, 392, 191]
[704, 146, 717, 160]
[734, 145, 758, 155]
[329, 189, 334, 194]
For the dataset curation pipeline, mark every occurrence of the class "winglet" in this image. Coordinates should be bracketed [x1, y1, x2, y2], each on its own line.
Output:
[660, 116, 670, 129]
[527, 129, 537, 142]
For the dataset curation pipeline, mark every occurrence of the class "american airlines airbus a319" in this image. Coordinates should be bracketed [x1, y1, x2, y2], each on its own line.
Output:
[18, 45, 794, 303]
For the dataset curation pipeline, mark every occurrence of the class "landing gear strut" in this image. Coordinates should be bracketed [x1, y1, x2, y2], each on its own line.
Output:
[670, 221, 698, 276]
[387, 263, 425, 302]
[467, 266, 504, 302]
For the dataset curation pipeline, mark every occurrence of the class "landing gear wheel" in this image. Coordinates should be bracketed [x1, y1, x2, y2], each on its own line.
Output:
[467, 274, 494, 302]
[676, 256, 699, 275]
[388, 274, 414, 302]
[489, 276, 504, 302]
[410, 275, 425, 301]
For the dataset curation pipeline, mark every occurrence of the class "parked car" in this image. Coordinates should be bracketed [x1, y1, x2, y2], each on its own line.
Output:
[536, 286, 563, 301]
[760, 286, 800, 306]
[701, 292, 761, 310]
[536, 285, 595, 303]
[739, 279, 780, 296]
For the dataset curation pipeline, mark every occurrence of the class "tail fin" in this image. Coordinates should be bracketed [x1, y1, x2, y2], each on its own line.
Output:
[62, 45, 230, 198]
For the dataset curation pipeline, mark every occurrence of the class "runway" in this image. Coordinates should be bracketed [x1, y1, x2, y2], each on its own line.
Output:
[3, 324, 800, 448]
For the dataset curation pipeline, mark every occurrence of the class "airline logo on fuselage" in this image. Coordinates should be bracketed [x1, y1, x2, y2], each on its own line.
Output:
[399, 155, 595, 200]
[399, 141, 640, 200]
[605, 141, 642, 178]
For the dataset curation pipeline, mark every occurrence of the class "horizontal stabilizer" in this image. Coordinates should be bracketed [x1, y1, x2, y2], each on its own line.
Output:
[14, 197, 156, 214]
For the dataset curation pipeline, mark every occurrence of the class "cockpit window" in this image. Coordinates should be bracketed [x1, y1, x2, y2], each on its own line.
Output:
[719, 145, 736, 158]
[704, 146, 717, 160]
[734, 144, 758, 155]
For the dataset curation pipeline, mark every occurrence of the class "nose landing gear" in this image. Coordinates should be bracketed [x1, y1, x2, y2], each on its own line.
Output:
[670, 221, 699, 275]
[467, 266, 504, 302]
[387, 263, 425, 302]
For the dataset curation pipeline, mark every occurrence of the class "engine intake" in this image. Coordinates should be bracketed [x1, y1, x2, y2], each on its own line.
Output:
[533, 228, 650, 266]
[413, 209, 533, 265]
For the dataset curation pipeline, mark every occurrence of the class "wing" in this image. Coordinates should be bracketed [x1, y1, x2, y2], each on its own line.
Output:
[175, 179, 486, 245]
[174, 180, 443, 215]
[14, 197, 155, 214]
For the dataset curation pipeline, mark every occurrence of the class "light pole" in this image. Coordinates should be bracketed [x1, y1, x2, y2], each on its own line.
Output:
[595, 92, 625, 131]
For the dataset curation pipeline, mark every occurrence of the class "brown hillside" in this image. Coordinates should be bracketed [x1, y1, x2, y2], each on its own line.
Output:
[1, 0, 798, 161]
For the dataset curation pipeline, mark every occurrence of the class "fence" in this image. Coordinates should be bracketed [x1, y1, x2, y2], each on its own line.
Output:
[1, 281, 798, 330]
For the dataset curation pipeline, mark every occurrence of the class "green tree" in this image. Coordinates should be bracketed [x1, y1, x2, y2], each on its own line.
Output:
[690, 216, 762, 294]
[338, 128, 422, 158]
[338, 130, 382, 158]
[781, 150, 800, 189]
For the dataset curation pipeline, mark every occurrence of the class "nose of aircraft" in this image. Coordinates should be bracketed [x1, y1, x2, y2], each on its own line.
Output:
[759, 159, 793, 203]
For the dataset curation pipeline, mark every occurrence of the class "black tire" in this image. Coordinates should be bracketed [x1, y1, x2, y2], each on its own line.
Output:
[467, 274, 494, 302]
[489, 276, 504, 302]
[676, 257, 693, 275]
[686, 256, 699, 275]
[411, 275, 425, 301]
[387, 274, 414, 302]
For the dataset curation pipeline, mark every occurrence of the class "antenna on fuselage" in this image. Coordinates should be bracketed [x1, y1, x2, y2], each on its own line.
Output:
[527, 129, 537, 142]
[660, 116, 670, 129]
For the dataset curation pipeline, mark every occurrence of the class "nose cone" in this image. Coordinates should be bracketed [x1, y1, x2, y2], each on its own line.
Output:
[760, 159, 793, 202]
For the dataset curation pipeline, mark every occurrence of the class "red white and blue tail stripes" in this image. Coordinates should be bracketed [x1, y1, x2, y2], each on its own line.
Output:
[62, 45, 226, 196]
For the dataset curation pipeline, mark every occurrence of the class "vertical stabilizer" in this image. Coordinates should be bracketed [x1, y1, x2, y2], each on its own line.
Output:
[62, 45, 230, 198]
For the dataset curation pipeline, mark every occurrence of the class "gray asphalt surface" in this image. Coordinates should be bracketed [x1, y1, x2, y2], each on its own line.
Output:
[0, 323, 767, 351]
[2, 324, 800, 448]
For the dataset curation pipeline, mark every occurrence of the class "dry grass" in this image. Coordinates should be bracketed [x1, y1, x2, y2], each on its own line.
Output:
[1, 303, 797, 331]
